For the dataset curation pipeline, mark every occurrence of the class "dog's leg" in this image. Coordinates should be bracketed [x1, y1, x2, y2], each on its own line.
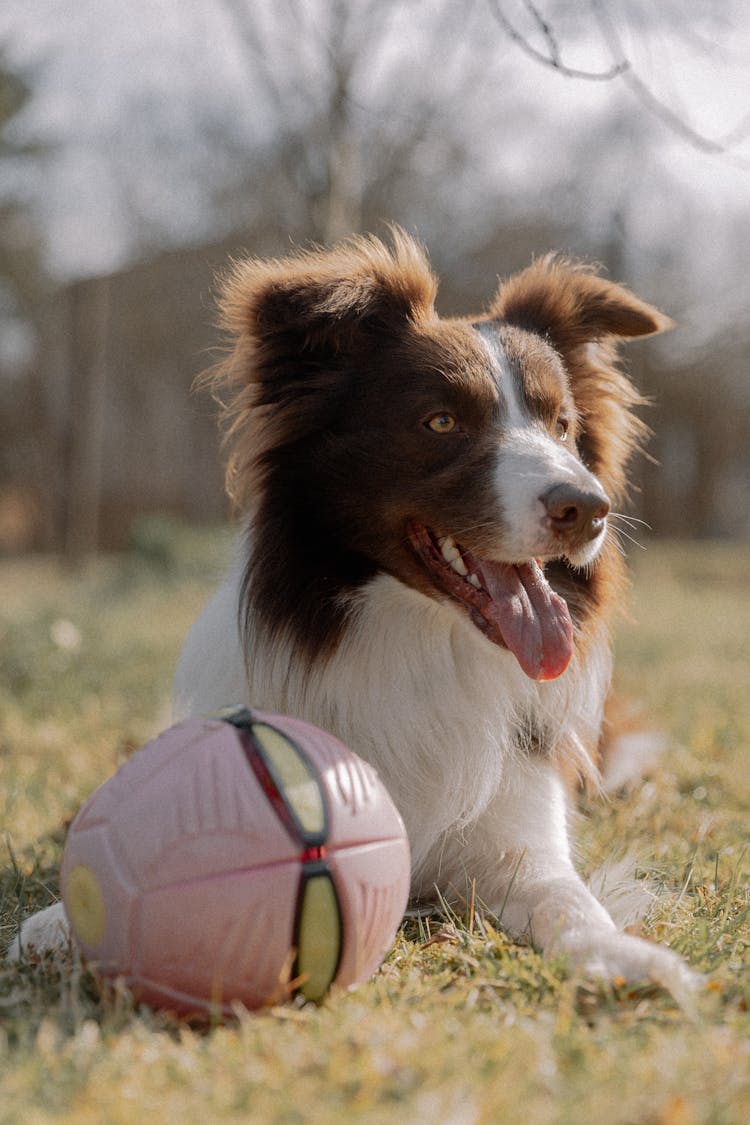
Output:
[442, 759, 698, 1004]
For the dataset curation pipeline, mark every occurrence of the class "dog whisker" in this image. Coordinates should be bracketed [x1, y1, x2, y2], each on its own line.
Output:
[607, 530, 627, 558]
[609, 511, 652, 533]
[609, 525, 646, 554]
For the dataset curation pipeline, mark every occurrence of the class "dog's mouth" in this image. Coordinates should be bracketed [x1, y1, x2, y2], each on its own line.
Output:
[407, 522, 573, 681]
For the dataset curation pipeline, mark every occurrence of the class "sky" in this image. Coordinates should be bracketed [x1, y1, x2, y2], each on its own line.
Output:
[0, 0, 748, 288]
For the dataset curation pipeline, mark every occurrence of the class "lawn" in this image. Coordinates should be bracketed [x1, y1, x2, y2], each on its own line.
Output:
[1, 526, 748, 1124]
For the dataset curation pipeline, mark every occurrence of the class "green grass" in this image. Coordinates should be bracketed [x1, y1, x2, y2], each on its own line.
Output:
[1, 529, 749, 1123]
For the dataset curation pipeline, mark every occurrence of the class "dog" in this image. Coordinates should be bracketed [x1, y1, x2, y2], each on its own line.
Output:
[9, 231, 696, 999]
[171, 230, 696, 997]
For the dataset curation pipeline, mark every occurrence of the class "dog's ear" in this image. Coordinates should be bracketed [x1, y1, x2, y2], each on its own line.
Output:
[490, 257, 672, 506]
[489, 255, 672, 354]
[208, 231, 437, 511]
[219, 230, 437, 358]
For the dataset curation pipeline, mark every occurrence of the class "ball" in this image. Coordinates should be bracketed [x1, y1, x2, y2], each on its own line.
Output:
[60, 708, 410, 1017]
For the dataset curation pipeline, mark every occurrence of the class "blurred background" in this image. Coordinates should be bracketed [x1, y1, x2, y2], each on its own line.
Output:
[1, 0, 748, 561]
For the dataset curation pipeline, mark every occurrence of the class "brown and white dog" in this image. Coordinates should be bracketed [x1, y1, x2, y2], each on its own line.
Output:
[11, 231, 695, 997]
[171, 230, 695, 995]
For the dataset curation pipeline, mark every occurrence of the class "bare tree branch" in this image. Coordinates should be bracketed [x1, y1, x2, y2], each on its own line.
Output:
[520, 0, 564, 69]
[486, 0, 629, 81]
[488, 0, 750, 164]
[590, 0, 747, 158]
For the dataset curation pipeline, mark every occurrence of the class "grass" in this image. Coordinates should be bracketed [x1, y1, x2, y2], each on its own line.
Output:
[1, 526, 748, 1123]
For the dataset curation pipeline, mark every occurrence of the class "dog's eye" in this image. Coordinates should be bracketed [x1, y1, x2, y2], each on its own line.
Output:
[425, 413, 458, 434]
[555, 418, 569, 441]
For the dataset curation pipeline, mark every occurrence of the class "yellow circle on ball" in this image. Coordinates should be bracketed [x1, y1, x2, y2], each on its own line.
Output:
[65, 865, 106, 947]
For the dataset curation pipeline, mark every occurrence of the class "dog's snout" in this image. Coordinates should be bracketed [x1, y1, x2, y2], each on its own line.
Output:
[541, 482, 610, 540]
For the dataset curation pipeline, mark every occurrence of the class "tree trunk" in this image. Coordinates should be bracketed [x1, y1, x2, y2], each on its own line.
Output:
[63, 275, 110, 564]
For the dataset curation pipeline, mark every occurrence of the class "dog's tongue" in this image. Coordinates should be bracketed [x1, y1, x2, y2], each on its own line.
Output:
[474, 558, 573, 681]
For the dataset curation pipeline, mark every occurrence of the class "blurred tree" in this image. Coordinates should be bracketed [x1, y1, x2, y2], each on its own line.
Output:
[214, 0, 517, 252]
[0, 58, 40, 333]
[0, 55, 54, 551]
[1, 2, 747, 548]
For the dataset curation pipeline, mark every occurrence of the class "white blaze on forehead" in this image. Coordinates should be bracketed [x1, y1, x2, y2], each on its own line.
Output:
[472, 323, 529, 429]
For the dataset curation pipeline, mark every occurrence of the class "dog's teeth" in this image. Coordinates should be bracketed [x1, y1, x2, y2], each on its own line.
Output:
[439, 536, 471, 578]
[468, 573, 481, 589]
[440, 537, 459, 563]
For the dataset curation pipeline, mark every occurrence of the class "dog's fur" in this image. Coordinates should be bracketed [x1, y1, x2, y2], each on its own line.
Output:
[171, 231, 694, 996]
[10, 231, 695, 998]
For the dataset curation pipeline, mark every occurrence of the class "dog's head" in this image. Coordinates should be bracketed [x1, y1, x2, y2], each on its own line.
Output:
[212, 230, 670, 678]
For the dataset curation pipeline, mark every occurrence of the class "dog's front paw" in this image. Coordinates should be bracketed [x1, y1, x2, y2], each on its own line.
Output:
[5, 902, 72, 962]
[558, 928, 699, 1007]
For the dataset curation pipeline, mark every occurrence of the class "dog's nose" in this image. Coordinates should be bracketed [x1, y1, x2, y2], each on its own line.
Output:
[541, 482, 610, 540]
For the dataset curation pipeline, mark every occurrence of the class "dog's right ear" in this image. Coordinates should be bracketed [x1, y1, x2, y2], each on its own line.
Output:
[208, 231, 437, 510]
[218, 230, 437, 360]
[489, 254, 672, 349]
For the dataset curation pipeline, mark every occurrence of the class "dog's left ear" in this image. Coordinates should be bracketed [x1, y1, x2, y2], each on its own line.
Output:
[489, 255, 672, 355]
[490, 256, 672, 505]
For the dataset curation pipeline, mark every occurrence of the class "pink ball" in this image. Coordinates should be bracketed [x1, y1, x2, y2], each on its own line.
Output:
[60, 709, 410, 1017]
